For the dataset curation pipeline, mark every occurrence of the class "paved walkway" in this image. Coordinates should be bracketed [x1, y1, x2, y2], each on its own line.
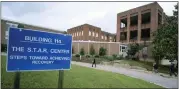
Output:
[72, 61, 178, 88]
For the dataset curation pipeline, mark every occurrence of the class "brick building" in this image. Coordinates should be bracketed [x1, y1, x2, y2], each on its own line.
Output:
[1, 19, 64, 45]
[116, 2, 167, 44]
[67, 24, 115, 42]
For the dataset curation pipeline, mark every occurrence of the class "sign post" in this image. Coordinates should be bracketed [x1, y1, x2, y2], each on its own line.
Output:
[58, 70, 64, 89]
[7, 27, 72, 88]
[14, 71, 20, 89]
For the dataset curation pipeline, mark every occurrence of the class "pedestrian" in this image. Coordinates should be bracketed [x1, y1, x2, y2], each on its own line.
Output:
[170, 61, 177, 77]
[153, 62, 158, 73]
[92, 58, 96, 68]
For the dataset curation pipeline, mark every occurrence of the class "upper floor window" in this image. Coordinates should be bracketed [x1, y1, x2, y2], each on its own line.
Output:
[79, 32, 81, 36]
[101, 36, 103, 39]
[93, 31, 95, 36]
[96, 33, 98, 37]
[89, 31, 91, 36]
[82, 31, 83, 36]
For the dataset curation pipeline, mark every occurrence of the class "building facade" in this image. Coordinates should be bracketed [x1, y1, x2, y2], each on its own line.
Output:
[67, 24, 115, 42]
[1, 19, 64, 45]
[116, 2, 166, 44]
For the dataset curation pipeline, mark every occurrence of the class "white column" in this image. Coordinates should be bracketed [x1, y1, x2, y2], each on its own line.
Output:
[108, 44, 110, 55]
[78, 43, 79, 53]
[88, 42, 89, 54]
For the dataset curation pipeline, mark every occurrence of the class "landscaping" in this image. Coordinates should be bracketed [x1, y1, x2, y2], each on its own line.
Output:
[1, 56, 163, 88]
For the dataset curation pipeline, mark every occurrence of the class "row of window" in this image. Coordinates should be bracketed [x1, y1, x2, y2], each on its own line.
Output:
[71, 31, 84, 37]
[89, 31, 98, 37]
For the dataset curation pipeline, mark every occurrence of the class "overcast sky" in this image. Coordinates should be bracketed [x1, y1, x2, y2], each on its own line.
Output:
[1, 2, 177, 33]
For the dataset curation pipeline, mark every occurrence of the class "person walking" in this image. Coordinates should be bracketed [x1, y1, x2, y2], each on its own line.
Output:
[92, 58, 96, 68]
[170, 61, 177, 77]
[153, 62, 158, 73]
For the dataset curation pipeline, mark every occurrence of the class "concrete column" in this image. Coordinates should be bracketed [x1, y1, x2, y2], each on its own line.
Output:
[138, 11, 141, 43]
[88, 42, 89, 54]
[78, 43, 79, 53]
[117, 16, 121, 42]
[108, 43, 110, 55]
[150, 6, 158, 40]
[127, 14, 130, 43]
[98, 44, 100, 55]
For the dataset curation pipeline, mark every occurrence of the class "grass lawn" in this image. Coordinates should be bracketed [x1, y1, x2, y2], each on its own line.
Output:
[1, 56, 163, 88]
[116, 60, 170, 74]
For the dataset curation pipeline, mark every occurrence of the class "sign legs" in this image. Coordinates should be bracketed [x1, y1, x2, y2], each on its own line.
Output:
[14, 72, 20, 89]
[58, 70, 64, 89]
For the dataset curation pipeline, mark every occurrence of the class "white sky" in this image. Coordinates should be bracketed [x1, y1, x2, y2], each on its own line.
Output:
[1, 2, 177, 33]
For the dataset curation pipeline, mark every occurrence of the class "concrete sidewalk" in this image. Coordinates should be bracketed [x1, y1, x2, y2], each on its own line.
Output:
[72, 61, 178, 88]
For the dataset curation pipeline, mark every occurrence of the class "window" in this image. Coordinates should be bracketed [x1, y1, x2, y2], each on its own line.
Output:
[79, 32, 81, 36]
[89, 31, 91, 36]
[105, 36, 107, 40]
[5, 31, 8, 39]
[96, 33, 98, 37]
[75, 33, 76, 37]
[93, 32, 95, 36]
[77, 32, 78, 36]
[101, 36, 103, 39]
[82, 31, 83, 36]
[110, 37, 112, 39]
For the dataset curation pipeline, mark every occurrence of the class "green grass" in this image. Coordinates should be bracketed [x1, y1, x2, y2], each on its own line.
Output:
[1, 56, 163, 88]
[116, 60, 169, 74]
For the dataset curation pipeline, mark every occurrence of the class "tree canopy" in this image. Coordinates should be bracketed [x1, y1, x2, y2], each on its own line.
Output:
[152, 3, 178, 62]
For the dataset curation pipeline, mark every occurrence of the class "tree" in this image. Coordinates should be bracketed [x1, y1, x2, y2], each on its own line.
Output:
[152, 3, 178, 64]
[18, 24, 24, 28]
[63, 31, 67, 34]
[80, 47, 85, 56]
[113, 35, 116, 42]
[90, 45, 95, 56]
[99, 47, 107, 56]
[127, 43, 140, 60]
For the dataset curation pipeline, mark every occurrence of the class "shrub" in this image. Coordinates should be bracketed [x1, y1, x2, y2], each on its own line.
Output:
[94, 55, 99, 58]
[117, 55, 123, 60]
[112, 54, 117, 60]
[1, 44, 7, 52]
[80, 47, 85, 56]
[75, 54, 80, 57]
[99, 47, 107, 56]
[90, 45, 95, 56]
[86, 54, 91, 58]
[127, 43, 140, 59]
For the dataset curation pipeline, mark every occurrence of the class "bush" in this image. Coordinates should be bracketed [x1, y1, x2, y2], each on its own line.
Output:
[75, 54, 80, 57]
[1, 44, 7, 52]
[86, 54, 91, 58]
[99, 47, 107, 56]
[90, 45, 95, 56]
[80, 47, 85, 56]
[94, 55, 99, 58]
[116, 55, 123, 60]
[112, 54, 117, 60]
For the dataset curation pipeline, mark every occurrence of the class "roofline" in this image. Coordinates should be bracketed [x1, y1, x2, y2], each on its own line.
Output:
[1, 18, 64, 33]
[117, 1, 159, 16]
[67, 23, 101, 31]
